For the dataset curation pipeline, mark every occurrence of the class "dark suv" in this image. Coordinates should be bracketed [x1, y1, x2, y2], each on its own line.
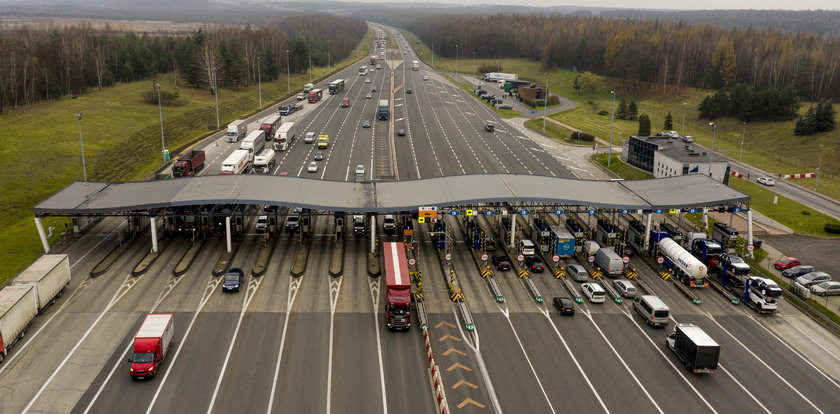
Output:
[491, 255, 511, 271]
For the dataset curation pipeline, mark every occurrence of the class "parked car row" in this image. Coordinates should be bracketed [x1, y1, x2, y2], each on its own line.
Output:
[774, 256, 835, 295]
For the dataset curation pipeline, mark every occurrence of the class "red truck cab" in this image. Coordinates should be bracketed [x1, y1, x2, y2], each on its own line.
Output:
[341, 98, 350, 107]
[383, 242, 411, 330]
[128, 313, 174, 380]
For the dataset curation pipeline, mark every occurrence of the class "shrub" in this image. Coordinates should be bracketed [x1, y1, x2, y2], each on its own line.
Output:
[824, 223, 840, 233]
[801, 210, 811, 216]
[571, 131, 595, 142]
[142, 89, 181, 106]
[547, 95, 559, 105]
[598, 110, 609, 116]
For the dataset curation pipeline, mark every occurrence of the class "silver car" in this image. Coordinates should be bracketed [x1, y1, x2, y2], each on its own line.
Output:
[810, 281, 840, 296]
[566, 264, 588, 282]
[613, 279, 637, 298]
[796, 271, 831, 288]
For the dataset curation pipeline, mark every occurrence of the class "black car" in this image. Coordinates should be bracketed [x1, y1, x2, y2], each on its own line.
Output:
[483, 237, 497, 252]
[553, 297, 575, 315]
[525, 256, 546, 273]
[491, 255, 511, 271]
[782, 265, 816, 278]
[222, 268, 244, 292]
[406, 88, 412, 94]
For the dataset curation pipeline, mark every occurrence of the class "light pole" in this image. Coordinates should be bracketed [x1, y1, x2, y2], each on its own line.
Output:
[455, 44, 459, 78]
[257, 56, 262, 108]
[739, 122, 746, 162]
[154, 83, 166, 161]
[473, 51, 476, 75]
[815, 144, 825, 191]
[327, 40, 331, 71]
[213, 74, 220, 130]
[286, 49, 291, 94]
[74, 112, 87, 181]
[681, 102, 687, 136]
[495, 60, 499, 72]
[608, 90, 616, 167]
[542, 72, 548, 133]
[708, 123, 717, 177]
[308, 43, 312, 83]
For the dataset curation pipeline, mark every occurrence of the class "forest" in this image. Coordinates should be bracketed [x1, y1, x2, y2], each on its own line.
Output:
[0, 14, 368, 112]
[378, 13, 840, 101]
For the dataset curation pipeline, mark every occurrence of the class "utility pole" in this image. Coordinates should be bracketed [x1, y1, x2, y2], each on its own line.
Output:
[74, 112, 87, 181]
[816, 144, 825, 191]
[739, 122, 746, 162]
[681, 102, 687, 137]
[608, 91, 616, 167]
[286, 49, 291, 94]
[543, 72, 548, 133]
[154, 83, 166, 161]
[708, 123, 717, 176]
[257, 56, 262, 108]
[308, 43, 312, 83]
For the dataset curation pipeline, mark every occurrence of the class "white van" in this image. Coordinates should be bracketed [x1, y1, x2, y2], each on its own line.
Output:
[595, 248, 624, 277]
[633, 295, 670, 328]
[519, 239, 536, 257]
[581, 283, 606, 303]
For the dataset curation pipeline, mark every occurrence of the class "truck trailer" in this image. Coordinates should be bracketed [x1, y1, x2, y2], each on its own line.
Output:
[226, 119, 248, 143]
[378, 99, 390, 120]
[13, 254, 71, 312]
[172, 150, 205, 177]
[0, 285, 39, 363]
[253, 150, 276, 174]
[128, 313, 174, 380]
[259, 114, 282, 138]
[273, 122, 297, 151]
[411, 60, 419, 71]
[483, 72, 518, 82]
[240, 130, 266, 161]
[308, 88, 323, 103]
[384, 242, 411, 330]
[220, 149, 250, 174]
[659, 237, 709, 287]
[666, 323, 720, 373]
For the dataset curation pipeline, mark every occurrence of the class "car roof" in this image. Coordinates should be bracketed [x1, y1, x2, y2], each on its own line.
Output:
[802, 272, 829, 278]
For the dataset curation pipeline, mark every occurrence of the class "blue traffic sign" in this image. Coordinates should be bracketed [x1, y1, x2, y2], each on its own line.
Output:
[485, 210, 494, 216]
[655, 209, 664, 214]
[688, 208, 697, 214]
[449, 211, 459, 216]
[554, 209, 564, 215]
[519, 210, 529, 215]
[620, 209, 629, 214]
[733, 207, 742, 213]
[587, 209, 597, 215]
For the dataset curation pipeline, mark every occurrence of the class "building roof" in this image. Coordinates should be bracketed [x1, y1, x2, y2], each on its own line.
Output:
[631, 136, 727, 163]
[33, 173, 749, 215]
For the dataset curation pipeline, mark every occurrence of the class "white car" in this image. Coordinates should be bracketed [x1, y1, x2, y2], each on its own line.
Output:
[581, 283, 606, 303]
[366, 94, 372, 99]
[666, 130, 679, 138]
[304, 131, 316, 144]
[423, 76, 429, 81]
[355, 165, 365, 175]
[757, 176, 775, 186]
[307, 161, 318, 173]
[365, 78, 371, 83]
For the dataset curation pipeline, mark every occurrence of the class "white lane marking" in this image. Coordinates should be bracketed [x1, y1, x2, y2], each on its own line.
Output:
[145, 276, 223, 414]
[82, 272, 190, 413]
[21, 271, 140, 413]
[541, 309, 610, 413]
[207, 276, 263, 413]
[776, 314, 840, 365]
[702, 311, 825, 413]
[718, 364, 772, 413]
[326, 277, 343, 414]
[368, 278, 388, 414]
[452, 309, 502, 414]
[266, 276, 303, 413]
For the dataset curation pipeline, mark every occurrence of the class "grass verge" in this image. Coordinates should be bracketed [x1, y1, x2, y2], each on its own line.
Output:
[593, 153, 654, 180]
[524, 119, 591, 146]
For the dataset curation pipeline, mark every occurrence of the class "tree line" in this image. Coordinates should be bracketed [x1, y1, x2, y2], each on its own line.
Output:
[0, 14, 367, 112]
[378, 12, 840, 101]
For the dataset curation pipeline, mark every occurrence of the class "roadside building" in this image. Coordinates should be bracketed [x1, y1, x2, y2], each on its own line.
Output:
[623, 135, 729, 182]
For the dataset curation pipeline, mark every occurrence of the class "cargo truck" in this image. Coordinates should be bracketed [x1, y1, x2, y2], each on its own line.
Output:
[273, 122, 297, 151]
[308, 88, 323, 103]
[328, 79, 345, 94]
[226, 119, 248, 143]
[353, 215, 366, 236]
[172, 150, 205, 177]
[660, 237, 709, 287]
[370, 55, 378, 65]
[0, 285, 38, 363]
[411, 60, 419, 71]
[220, 149, 250, 174]
[13, 254, 71, 312]
[128, 313, 174, 380]
[253, 149, 276, 174]
[483, 72, 518, 82]
[240, 130, 266, 161]
[595, 247, 624, 276]
[549, 226, 575, 257]
[384, 242, 411, 330]
[259, 114, 282, 138]
[317, 133, 329, 149]
[666, 323, 720, 373]
[378, 99, 390, 121]
[303, 83, 314, 93]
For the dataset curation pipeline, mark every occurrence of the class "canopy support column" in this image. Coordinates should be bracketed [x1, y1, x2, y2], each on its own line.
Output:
[225, 216, 232, 253]
[150, 216, 159, 253]
[35, 217, 50, 253]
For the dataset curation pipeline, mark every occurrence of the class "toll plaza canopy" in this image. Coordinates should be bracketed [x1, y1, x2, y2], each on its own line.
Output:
[34, 173, 748, 215]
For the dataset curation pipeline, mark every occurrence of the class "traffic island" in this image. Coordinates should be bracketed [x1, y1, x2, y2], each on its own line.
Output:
[290, 238, 311, 277]
[212, 243, 240, 277]
[252, 237, 278, 277]
[90, 235, 138, 277]
[367, 249, 381, 277]
[173, 240, 204, 276]
[131, 237, 170, 276]
[329, 240, 344, 277]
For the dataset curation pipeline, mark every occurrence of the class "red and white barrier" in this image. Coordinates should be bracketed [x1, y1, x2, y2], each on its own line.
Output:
[424, 329, 449, 414]
[730, 171, 744, 178]
[784, 173, 816, 179]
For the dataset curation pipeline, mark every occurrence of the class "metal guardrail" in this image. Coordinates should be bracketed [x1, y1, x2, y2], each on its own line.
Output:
[751, 266, 840, 338]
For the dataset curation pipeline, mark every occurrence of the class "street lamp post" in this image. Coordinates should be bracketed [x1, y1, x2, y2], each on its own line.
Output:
[213, 75, 220, 130]
[154, 83, 166, 161]
[286, 49, 291, 94]
[681, 102, 687, 136]
[257, 56, 262, 108]
[473, 51, 476, 75]
[608, 91, 616, 167]
[543, 72, 548, 133]
[495, 60, 499, 72]
[739, 122, 746, 162]
[327, 40, 331, 71]
[308, 43, 312, 83]
[709, 123, 717, 176]
[455, 44, 459, 78]
[815, 144, 825, 191]
[74, 112, 87, 181]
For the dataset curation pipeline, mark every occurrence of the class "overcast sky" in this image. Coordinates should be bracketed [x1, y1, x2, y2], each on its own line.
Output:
[351, 0, 839, 11]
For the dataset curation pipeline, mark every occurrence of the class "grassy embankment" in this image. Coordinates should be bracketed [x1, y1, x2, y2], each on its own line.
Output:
[0, 27, 375, 284]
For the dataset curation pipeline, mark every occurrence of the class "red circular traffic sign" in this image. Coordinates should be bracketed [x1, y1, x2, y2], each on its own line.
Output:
[622, 256, 630, 264]
[517, 254, 525, 262]
[481, 253, 489, 261]
[747, 244, 755, 252]
[587, 255, 595, 263]
[445, 253, 452, 261]
[657, 256, 665, 264]
[552, 255, 560, 263]
[408, 258, 416, 266]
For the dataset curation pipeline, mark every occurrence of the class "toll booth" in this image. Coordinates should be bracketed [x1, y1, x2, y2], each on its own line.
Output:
[595, 219, 620, 248]
[433, 220, 447, 249]
[660, 221, 684, 244]
[625, 219, 646, 254]
[300, 209, 312, 235]
[548, 226, 576, 257]
[565, 218, 586, 253]
[400, 215, 413, 244]
[265, 206, 280, 234]
[531, 217, 552, 253]
[712, 222, 739, 253]
[334, 212, 345, 240]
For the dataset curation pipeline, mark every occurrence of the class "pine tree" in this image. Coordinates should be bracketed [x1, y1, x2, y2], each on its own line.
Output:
[616, 98, 627, 120]
[638, 114, 651, 136]
[628, 101, 639, 121]
[664, 111, 673, 130]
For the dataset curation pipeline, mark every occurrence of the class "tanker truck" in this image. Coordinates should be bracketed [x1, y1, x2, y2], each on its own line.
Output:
[658, 238, 709, 288]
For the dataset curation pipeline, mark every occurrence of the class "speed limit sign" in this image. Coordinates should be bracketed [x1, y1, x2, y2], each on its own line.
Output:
[747, 244, 755, 252]
[481, 253, 489, 262]
[552, 255, 560, 263]
[622, 256, 630, 264]
[517, 254, 525, 262]
[587, 255, 595, 263]
[657, 256, 665, 264]
[408, 258, 416, 266]
[445, 253, 452, 261]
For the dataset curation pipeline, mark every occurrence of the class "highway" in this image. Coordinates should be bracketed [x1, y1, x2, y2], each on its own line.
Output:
[0, 27, 838, 414]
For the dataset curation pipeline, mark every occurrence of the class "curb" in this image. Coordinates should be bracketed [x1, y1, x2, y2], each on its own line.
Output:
[367, 250, 381, 277]
[90, 235, 137, 278]
[290, 238, 311, 277]
[251, 237, 278, 277]
[212, 243, 240, 277]
[329, 240, 344, 277]
[173, 240, 204, 276]
[131, 238, 169, 276]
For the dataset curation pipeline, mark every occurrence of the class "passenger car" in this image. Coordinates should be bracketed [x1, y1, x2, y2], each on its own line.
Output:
[307, 161, 319, 173]
[366, 94, 372, 99]
[406, 88, 412, 94]
[423, 76, 429, 81]
[355, 165, 365, 176]
[362, 120, 371, 128]
[525, 256, 545, 273]
[314, 151, 324, 161]
[581, 283, 605, 303]
[371, 87, 377, 92]
[566, 264, 588, 282]
[365, 78, 371, 83]
[774, 257, 801, 270]
[491, 255, 511, 271]
[483, 237, 497, 252]
[497, 103, 513, 109]
[222, 268, 244, 292]
[296, 93, 305, 101]
[613, 280, 638, 298]
[757, 176, 776, 186]
[810, 281, 840, 296]
[782, 265, 815, 278]
[795, 271, 831, 287]
[552, 297, 575, 315]
[397, 129, 405, 136]
[304, 131, 316, 143]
